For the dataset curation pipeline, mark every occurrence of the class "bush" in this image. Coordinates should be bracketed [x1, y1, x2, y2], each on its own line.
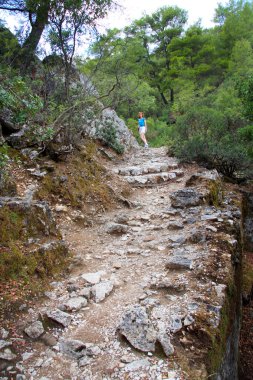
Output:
[0, 66, 43, 124]
[172, 106, 252, 177]
[97, 121, 124, 154]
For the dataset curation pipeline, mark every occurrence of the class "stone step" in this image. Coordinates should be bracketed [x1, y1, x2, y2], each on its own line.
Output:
[125, 169, 184, 186]
[116, 163, 178, 176]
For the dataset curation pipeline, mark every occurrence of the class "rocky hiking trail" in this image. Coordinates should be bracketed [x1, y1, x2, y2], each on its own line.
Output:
[0, 147, 241, 380]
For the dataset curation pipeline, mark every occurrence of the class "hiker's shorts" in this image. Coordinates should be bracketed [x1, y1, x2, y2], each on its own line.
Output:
[139, 127, 146, 134]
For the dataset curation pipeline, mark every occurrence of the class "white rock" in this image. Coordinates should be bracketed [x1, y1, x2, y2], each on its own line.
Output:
[124, 358, 150, 372]
[24, 321, 44, 339]
[62, 297, 87, 311]
[55, 204, 68, 212]
[81, 272, 104, 285]
[92, 281, 114, 303]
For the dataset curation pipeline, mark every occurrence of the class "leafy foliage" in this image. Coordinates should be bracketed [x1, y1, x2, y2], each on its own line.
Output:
[97, 121, 124, 154]
[0, 144, 9, 170]
[0, 66, 43, 123]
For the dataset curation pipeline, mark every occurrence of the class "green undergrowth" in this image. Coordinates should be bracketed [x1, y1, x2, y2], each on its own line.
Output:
[0, 207, 23, 243]
[0, 241, 70, 281]
[36, 142, 114, 209]
[207, 180, 224, 207]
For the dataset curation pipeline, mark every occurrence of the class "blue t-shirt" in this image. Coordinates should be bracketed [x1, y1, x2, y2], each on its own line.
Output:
[138, 117, 145, 127]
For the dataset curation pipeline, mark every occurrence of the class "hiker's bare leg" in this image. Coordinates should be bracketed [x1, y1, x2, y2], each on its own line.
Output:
[140, 132, 147, 145]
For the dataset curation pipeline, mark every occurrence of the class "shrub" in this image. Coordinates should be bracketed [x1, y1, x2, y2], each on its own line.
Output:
[172, 106, 252, 177]
[98, 121, 124, 154]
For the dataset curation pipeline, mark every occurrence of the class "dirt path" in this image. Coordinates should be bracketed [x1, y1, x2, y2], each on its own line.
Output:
[4, 147, 227, 380]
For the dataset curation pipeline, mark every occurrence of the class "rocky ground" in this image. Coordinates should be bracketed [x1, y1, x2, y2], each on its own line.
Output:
[0, 147, 243, 380]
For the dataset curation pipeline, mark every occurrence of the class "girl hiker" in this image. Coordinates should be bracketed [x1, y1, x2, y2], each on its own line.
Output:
[138, 112, 148, 148]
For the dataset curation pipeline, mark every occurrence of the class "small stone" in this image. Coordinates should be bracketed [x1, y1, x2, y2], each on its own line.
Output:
[112, 261, 122, 269]
[167, 221, 184, 230]
[24, 321, 45, 339]
[55, 204, 68, 212]
[106, 223, 129, 234]
[61, 297, 87, 312]
[16, 375, 26, 380]
[157, 333, 174, 356]
[45, 309, 72, 327]
[118, 305, 157, 352]
[121, 355, 133, 363]
[22, 352, 33, 361]
[206, 225, 218, 232]
[67, 284, 80, 292]
[166, 257, 193, 270]
[169, 317, 182, 333]
[0, 348, 17, 361]
[81, 272, 103, 285]
[0, 329, 9, 339]
[79, 287, 91, 299]
[41, 333, 58, 347]
[59, 339, 87, 359]
[79, 356, 92, 367]
[183, 315, 195, 326]
[124, 358, 150, 372]
[0, 340, 12, 350]
[92, 281, 114, 303]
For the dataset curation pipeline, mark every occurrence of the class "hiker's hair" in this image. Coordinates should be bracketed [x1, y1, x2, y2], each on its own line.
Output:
[138, 112, 144, 118]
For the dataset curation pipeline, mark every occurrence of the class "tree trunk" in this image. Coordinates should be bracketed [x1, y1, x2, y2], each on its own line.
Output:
[170, 88, 174, 103]
[160, 91, 168, 105]
[18, 1, 50, 72]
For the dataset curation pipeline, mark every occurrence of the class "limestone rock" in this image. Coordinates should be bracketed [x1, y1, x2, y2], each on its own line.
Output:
[170, 188, 204, 208]
[167, 221, 184, 230]
[59, 339, 88, 359]
[166, 257, 193, 270]
[157, 333, 174, 356]
[168, 316, 183, 333]
[79, 287, 92, 299]
[45, 309, 72, 327]
[0, 197, 60, 237]
[124, 358, 150, 372]
[186, 170, 220, 187]
[183, 315, 195, 326]
[55, 204, 68, 212]
[118, 305, 157, 352]
[40, 333, 58, 347]
[91, 281, 114, 303]
[81, 272, 103, 285]
[61, 297, 87, 312]
[0, 340, 12, 350]
[115, 214, 129, 224]
[78, 356, 92, 367]
[0, 348, 17, 361]
[106, 223, 129, 234]
[24, 321, 45, 339]
[59, 339, 100, 361]
[0, 329, 9, 340]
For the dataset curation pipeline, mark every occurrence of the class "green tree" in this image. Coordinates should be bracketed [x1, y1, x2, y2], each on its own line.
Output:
[125, 6, 187, 105]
